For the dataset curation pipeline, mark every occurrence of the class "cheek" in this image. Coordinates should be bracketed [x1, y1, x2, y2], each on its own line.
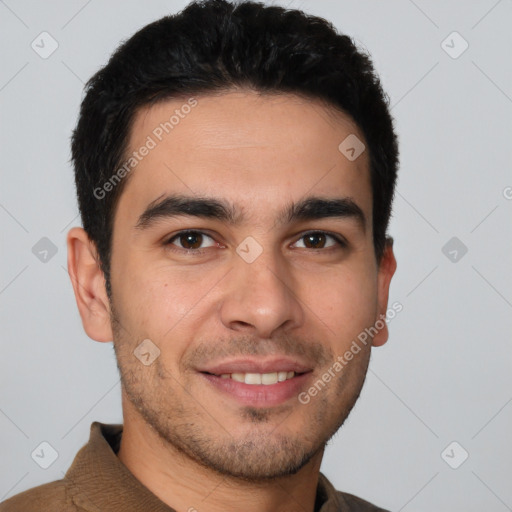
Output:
[303, 265, 378, 339]
[112, 257, 195, 339]
[141, 278, 194, 329]
[114, 259, 226, 360]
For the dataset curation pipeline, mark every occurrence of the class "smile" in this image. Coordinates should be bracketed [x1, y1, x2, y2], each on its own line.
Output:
[219, 371, 296, 385]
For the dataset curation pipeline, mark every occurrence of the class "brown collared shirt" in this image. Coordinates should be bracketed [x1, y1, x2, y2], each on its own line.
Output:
[0, 422, 390, 511]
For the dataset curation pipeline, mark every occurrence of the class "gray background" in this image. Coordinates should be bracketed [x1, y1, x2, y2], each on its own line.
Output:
[1, 0, 511, 510]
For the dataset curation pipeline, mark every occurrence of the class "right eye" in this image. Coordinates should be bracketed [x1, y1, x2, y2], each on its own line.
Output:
[165, 230, 218, 251]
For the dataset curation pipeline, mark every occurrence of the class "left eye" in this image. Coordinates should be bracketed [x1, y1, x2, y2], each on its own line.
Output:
[293, 232, 342, 249]
[167, 231, 216, 250]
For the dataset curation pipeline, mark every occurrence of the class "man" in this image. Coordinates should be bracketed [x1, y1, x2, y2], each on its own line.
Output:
[1, 0, 398, 510]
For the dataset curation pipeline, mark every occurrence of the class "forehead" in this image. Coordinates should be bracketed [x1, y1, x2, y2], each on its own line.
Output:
[116, 90, 371, 226]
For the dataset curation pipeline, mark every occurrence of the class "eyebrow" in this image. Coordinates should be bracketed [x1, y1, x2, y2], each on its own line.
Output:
[134, 194, 366, 232]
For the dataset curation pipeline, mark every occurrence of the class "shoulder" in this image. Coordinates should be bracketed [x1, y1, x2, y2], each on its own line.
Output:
[0, 479, 84, 512]
[318, 472, 389, 512]
[336, 490, 391, 512]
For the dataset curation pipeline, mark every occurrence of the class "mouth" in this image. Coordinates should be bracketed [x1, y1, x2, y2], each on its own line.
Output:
[197, 358, 314, 407]
[208, 370, 297, 385]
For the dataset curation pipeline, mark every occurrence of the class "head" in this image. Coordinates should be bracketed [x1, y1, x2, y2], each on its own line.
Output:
[67, 0, 398, 481]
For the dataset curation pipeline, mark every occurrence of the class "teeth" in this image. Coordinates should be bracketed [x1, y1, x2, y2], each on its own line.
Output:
[261, 372, 278, 385]
[245, 373, 262, 385]
[219, 371, 296, 385]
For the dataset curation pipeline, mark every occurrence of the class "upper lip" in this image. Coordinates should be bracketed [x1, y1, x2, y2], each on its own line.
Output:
[197, 357, 313, 375]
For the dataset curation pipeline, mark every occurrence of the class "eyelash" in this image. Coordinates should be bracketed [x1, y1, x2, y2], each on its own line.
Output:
[164, 229, 347, 254]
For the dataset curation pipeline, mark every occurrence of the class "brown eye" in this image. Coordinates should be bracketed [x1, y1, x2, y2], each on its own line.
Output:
[304, 233, 327, 249]
[167, 231, 216, 250]
[180, 232, 202, 249]
[293, 231, 345, 250]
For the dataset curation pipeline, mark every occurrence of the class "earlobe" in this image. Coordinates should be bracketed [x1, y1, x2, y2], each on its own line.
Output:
[372, 240, 397, 347]
[66, 227, 114, 343]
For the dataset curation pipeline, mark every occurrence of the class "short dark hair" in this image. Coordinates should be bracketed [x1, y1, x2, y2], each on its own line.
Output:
[71, 0, 399, 299]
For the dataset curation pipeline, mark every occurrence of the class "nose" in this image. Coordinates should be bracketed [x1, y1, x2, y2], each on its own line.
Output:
[219, 248, 304, 339]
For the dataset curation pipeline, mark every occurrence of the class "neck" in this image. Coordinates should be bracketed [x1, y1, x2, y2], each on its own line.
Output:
[117, 398, 325, 512]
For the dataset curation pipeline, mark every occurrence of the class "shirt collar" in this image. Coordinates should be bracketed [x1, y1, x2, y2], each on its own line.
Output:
[65, 422, 342, 512]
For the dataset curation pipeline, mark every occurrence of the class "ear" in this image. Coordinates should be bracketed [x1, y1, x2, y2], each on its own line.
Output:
[372, 238, 397, 347]
[66, 227, 114, 342]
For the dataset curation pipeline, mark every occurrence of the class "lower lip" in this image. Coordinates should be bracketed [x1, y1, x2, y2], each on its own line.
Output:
[200, 372, 312, 407]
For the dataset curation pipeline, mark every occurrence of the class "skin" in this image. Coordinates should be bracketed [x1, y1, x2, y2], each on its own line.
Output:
[67, 90, 396, 512]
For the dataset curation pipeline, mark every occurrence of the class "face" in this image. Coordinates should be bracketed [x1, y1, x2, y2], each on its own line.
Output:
[92, 91, 395, 480]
